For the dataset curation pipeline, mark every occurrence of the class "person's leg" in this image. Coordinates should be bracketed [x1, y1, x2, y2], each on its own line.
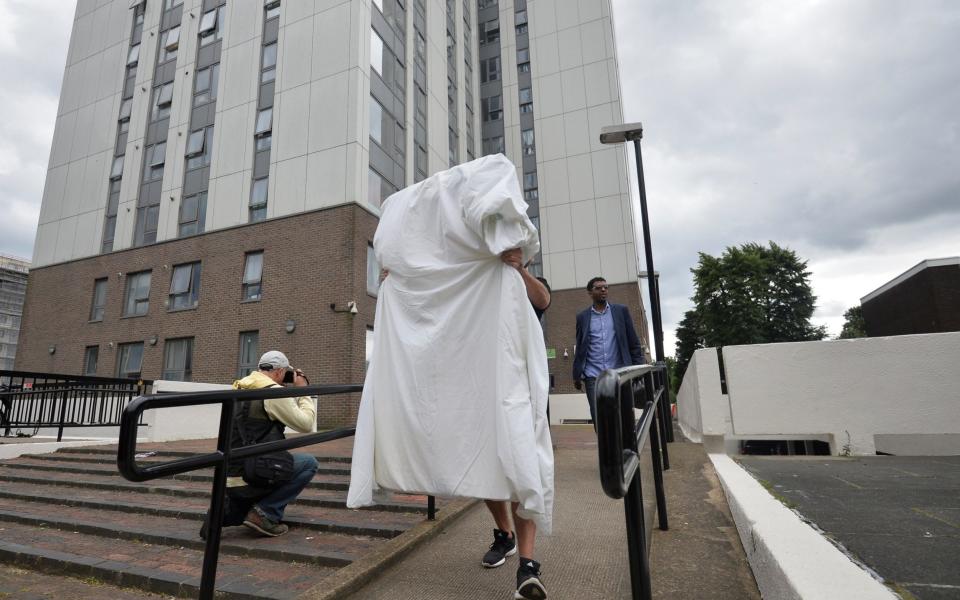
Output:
[511, 502, 546, 599]
[584, 377, 597, 430]
[482, 499, 517, 568]
[254, 453, 318, 522]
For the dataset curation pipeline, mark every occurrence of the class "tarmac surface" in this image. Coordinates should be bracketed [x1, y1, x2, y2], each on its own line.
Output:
[740, 455, 960, 600]
[343, 426, 759, 600]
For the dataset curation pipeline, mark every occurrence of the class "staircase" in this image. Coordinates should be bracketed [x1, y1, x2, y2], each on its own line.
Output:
[0, 443, 439, 599]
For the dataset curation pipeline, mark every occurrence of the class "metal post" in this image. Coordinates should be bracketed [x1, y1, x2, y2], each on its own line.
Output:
[199, 398, 236, 600]
[427, 495, 436, 521]
[648, 404, 669, 531]
[633, 138, 664, 366]
[57, 388, 69, 442]
[624, 471, 652, 600]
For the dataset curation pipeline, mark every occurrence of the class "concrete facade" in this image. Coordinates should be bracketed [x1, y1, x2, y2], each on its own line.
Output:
[677, 332, 960, 456]
[21, 0, 645, 424]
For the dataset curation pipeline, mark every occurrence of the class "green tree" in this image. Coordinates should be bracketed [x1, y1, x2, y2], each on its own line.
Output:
[838, 305, 866, 339]
[674, 309, 705, 385]
[675, 242, 827, 381]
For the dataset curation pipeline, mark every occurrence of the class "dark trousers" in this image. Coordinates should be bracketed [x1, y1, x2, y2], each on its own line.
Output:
[583, 377, 597, 430]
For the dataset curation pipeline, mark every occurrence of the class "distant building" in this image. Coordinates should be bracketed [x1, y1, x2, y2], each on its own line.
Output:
[0, 255, 29, 371]
[860, 257, 960, 337]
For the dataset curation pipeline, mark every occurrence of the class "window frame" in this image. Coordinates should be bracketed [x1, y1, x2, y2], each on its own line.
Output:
[89, 278, 108, 322]
[116, 342, 144, 379]
[162, 337, 194, 381]
[122, 270, 152, 317]
[242, 251, 264, 301]
[83, 345, 99, 376]
[167, 261, 202, 311]
[237, 330, 260, 378]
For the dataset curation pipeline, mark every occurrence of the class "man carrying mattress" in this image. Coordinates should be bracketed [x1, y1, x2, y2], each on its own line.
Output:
[348, 154, 554, 600]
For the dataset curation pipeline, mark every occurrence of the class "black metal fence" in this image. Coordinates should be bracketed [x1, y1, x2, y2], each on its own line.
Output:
[596, 363, 670, 600]
[0, 370, 149, 440]
[116, 383, 436, 600]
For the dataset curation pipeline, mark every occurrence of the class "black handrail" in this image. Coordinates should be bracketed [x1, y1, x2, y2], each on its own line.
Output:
[2, 384, 147, 440]
[117, 383, 437, 600]
[596, 364, 669, 600]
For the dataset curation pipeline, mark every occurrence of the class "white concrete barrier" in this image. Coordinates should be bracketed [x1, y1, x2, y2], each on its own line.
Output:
[680, 332, 960, 455]
[710, 454, 896, 600]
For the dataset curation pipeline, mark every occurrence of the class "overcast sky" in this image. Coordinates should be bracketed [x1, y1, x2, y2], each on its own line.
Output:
[1, 1, 958, 354]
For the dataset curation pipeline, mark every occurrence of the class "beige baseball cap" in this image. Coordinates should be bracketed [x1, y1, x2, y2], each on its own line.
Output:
[258, 350, 290, 370]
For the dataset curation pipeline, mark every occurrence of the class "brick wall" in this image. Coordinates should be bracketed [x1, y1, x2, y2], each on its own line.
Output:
[863, 264, 960, 337]
[17, 205, 378, 426]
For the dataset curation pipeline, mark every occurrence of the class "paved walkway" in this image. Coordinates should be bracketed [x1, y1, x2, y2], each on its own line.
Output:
[741, 455, 960, 600]
[342, 427, 759, 599]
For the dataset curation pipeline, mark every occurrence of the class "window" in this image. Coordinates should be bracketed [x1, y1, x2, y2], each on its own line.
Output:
[165, 0, 183, 8]
[481, 56, 500, 83]
[261, 43, 277, 83]
[365, 327, 374, 371]
[144, 142, 166, 180]
[83, 346, 99, 376]
[237, 331, 260, 378]
[133, 204, 160, 246]
[186, 127, 214, 170]
[186, 130, 205, 157]
[255, 108, 273, 136]
[523, 172, 538, 190]
[90, 278, 107, 321]
[199, 10, 218, 34]
[162, 338, 193, 381]
[119, 98, 132, 120]
[200, 7, 225, 46]
[256, 132, 272, 151]
[519, 87, 533, 113]
[265, 1, 281, 20]
[517, 48, 530, 72]
[483, 135, 504, 155]
[369, 98, 384, 145]
[127, 44, 140, 66]
[116, 342, 144, 379]
[482, 95, 502, 121]
[368, 167, 395, 207]
[367, 243, 380, 296]
[515, 9, 527, 25]
[524, 188, 539, 203]
[481, 19, 499, 44]
[164, 26, 180, 50]
[249, 178, 268, 222]
[110, 155, 124, 179]
[242, 251, 263, 301]
[370, 30, 384, 76]
[449, 127, 459, 166]
[194, 63, 220, 106]
[521, 128, 535, 156]
[123, 270, 151, 317]
[154, 83, 173, 120]
[179, 192, 207, 237]
[478, 0, 497, 7]
[168, 262, 201, 310]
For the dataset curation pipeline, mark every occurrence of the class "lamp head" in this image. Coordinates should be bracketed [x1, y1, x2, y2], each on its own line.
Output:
[348, 301, 358, 315]
[599, 122, 643, 144]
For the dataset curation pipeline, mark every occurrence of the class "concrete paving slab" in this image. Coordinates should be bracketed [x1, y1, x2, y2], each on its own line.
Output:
[740, 455, 960, 599]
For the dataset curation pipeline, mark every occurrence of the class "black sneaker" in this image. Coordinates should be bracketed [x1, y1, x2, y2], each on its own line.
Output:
[481, 528, 517, 568]
[515, 558, 546, 600]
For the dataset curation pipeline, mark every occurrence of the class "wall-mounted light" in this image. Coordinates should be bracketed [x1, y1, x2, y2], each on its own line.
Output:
[285, 319, 296, 333]
[148, 335, 158, 346]
[330, 301, 358, 315]
[563, 348, 569, 358]
[108, 341, 115, 349]
[48, 344, 56, 355]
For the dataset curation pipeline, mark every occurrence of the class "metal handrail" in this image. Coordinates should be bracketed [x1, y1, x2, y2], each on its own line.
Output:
[2, 385, 147, 440]
[596, 364, 670, 600]
[117, 383, 436, 600]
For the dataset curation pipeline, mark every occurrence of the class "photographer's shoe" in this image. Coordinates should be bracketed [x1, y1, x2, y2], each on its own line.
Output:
[481, 528, 517, 568]
[242, 506, 288, 537]
[515, 558, 546, 599]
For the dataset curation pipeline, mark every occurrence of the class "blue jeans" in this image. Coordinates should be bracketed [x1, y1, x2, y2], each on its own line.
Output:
[583, 377, 597, 430]
[255, 453, 318, 522]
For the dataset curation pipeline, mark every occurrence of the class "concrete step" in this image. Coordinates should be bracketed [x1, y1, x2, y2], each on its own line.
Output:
[23, 451, 353, 476]
[0, 481, 420, 538]
[0, 522, 339, 599]
[0, 441, 456, 599]
[57, 445, 353, 463]
[0, 466, 429, 513]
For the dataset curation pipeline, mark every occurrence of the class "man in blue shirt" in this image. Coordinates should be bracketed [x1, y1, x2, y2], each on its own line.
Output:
[571, 276, 646, 428]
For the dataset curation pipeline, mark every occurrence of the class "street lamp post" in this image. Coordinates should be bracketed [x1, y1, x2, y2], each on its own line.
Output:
[600, 123, 665, 364]
[601, 123, 673, 448]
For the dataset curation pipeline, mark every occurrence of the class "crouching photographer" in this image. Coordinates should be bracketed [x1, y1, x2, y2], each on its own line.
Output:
[201, 350, 317, 539]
